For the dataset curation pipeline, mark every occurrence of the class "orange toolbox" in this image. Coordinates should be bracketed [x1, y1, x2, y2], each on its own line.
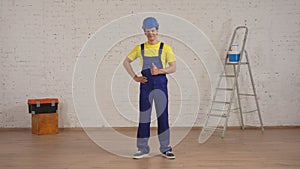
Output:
[28, 98, 59, 135]
[28, 98, 58, 114]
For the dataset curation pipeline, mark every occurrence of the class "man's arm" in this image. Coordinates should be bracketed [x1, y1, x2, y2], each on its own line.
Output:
[151, 61, 176, 75]
[123, 57, 136, 78]
[123, 57, 148, 83]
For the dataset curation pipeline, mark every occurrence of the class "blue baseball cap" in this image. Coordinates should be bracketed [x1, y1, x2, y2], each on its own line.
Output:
[142, 17, 159, 29]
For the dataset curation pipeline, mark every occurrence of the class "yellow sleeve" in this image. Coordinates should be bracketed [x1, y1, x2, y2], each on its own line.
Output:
[127, 45, 140, 61]
[165, 44, 176, 63]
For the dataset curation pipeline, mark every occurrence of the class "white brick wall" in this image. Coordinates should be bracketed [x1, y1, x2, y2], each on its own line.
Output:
[0, 0, 299, 127]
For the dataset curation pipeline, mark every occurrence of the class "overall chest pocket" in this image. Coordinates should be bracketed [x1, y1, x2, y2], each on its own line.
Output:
[142, 56, 163, 70]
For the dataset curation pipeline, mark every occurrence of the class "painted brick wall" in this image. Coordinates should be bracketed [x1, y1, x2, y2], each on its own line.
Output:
[0, 0, 299, 127]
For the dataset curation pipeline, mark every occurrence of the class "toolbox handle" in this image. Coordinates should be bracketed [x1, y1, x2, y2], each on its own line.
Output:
[36, 100, 40, 107]
[51, 100, 55, 106]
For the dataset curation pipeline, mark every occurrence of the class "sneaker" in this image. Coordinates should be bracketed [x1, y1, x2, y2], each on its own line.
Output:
[133, 151, 149, 159]
[162, 151, 175, 159]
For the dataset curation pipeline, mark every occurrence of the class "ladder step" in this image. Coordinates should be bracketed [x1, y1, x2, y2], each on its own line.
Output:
[220, 75, 235, 77]
[212, 101, 230, 104]
[208, 113, 228, 118]
[242, 110, 258, 114]
[211, 108, 239, 112]
[225, 62, 248, 65]
[216, 88, 233, 91]
[242, 125, 264, 129]
[239, 93, 255, 96]
[204, 127, 225, 131]
[211, 109, 227, 112]
[234, 110, 257, 114]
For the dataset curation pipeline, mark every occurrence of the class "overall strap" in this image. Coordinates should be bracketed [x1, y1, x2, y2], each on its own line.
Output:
[141, 43, 145, 58]
[158, 42, 164, 58]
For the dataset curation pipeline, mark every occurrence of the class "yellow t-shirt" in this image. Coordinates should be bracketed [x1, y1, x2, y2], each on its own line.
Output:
[127, 41, 176, 68]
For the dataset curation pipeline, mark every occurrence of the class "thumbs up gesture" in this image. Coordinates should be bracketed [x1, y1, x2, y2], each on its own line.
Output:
[151, 63, 159, 75]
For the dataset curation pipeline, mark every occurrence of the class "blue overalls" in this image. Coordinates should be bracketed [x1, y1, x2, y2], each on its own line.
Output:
[137, 42, 172, 154]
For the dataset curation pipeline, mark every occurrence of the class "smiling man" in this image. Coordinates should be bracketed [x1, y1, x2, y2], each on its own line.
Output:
[123, 17, 176, 159]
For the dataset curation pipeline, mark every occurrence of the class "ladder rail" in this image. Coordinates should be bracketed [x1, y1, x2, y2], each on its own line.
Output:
[225, 26, 248, 132]
[221, 80, 236, 138]
[234, 65, 245, 130]
[222, 52, 245, 138]
[233, 26, 248, 129]
[244, 50, 264, 131]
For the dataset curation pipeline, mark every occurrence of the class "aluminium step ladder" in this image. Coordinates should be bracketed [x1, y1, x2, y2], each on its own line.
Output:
[199, 26, 264, 143]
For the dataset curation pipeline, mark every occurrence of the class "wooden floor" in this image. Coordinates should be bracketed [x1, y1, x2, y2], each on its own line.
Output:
[0, 128, 300, 169]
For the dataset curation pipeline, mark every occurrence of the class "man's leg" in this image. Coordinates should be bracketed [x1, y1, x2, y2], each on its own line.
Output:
[137, 84, 153, 154]
[153, 84, 172, 153]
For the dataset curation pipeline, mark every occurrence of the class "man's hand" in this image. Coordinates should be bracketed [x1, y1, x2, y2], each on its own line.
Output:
[151, 63, 160, 75]
[133, 75, 148, 83]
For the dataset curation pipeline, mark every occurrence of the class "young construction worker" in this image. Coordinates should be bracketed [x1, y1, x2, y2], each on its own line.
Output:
[123, 17, 176, 159]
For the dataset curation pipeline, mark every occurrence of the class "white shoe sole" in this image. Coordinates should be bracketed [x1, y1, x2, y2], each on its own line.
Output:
[133, 154, 149, 159]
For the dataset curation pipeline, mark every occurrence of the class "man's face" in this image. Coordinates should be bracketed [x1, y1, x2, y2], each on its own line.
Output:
[144, 28, 158, 41]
